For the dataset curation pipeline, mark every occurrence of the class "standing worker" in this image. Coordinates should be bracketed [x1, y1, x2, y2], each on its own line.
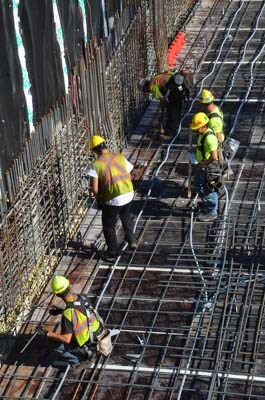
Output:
[199, 89, 225, 144]
[88, 135, 137, 260]
[139, 71, 189, 138]
[190, 112, 221, 222]
[36, 275, 104, 371]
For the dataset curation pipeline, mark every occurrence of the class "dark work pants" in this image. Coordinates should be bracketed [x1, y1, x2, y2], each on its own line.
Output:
[165, 101, 182, 134]
[102, 201, 135, 254]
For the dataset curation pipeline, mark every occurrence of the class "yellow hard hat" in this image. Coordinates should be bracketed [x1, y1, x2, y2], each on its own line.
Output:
[51, 275, 70, 295]
[199, 89, 214, 104]
[190, 112, 209, 130]
[90, 135, 105, 149]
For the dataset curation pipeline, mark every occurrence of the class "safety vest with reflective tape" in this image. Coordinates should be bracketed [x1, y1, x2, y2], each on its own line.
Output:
[150, 72, 175, 100]
[63, 305, 100, 347]
[208, 106, 225, 142]
[196, 129, 218, 162]
[94, 152, 133, 203]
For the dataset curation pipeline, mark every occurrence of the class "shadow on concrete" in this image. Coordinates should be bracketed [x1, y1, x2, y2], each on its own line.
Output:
[133, 179, 187, 199]
[3, 334, 59, 368]
[130, 198, 172, 218]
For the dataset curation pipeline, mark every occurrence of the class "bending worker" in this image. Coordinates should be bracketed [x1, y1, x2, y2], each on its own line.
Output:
[37, 275, 103, 370]
[88, 135, 137, 260]
[199, 89, 224, 162]
[190, 112, 221, 222]
[139, 71, 189, 138]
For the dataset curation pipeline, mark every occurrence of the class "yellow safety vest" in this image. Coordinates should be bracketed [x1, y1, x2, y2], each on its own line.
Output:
[196, 129, 218, 162]
[150, 72, 175, 100]
[63, 307, 100, 347]
[94, 152, 133, 202]
[208, 106, 225, 142]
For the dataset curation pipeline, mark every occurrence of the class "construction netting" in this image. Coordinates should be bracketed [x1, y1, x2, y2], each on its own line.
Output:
[0, 0, 196, 333]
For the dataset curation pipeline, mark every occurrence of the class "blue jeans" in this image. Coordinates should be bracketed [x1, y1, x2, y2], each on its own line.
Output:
[54, 343, 86, 365]
[194, 167, 218, 216]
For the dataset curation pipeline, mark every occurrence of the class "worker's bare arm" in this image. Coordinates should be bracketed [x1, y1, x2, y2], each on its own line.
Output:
[91, 177, 99, 197]
[47, 331, 72, 344]
[199, 149, 218, 167]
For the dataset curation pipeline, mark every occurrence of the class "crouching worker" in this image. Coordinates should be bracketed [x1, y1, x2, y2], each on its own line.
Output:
[138, 71, 189, 138]
[37, 275, 104, 371]
[190, 112, 222, 222]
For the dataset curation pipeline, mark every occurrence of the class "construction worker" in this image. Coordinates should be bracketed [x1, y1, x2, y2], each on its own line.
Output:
[199, 89, 224, 144]
[190, 112, 221, 222]
[36, 275, 104, 370]
[139, 70, 189, 137]
[88, 135, 137, 260]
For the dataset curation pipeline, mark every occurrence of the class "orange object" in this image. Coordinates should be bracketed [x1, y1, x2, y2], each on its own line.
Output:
[167, 32, 185, 68]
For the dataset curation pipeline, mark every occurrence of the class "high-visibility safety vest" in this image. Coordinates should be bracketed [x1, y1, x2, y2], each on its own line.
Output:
[196, 129, 218, 162]
[63, 305, 100, 347]
[94, 152, 133, 202]
[150, 72, 175, 100]
[207, 106, 225, 142]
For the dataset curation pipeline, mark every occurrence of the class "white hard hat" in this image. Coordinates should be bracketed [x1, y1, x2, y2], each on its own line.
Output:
[174, 73, 184, 86]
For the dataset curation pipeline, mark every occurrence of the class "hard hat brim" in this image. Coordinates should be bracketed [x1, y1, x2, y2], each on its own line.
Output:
[190, 123, 200, 130]
[90, 135, 105, 149]
[199, 98, 212, 104]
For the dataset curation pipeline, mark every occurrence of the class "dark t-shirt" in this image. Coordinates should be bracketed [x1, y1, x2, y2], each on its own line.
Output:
[166, 76, 189, 103]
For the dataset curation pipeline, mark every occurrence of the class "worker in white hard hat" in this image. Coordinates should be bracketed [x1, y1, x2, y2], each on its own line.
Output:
[36, 275, 104, 371]
[139, 70, 189, 138]
[87, 135, 137, 260]
[190, 112, 222, 222]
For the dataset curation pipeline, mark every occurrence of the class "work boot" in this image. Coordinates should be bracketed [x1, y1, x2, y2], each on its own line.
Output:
[128, 240, 138, 251]
[71, 360, 91, 373]
[83, 348, 95, 360]
[197, 213, 217, 222]
[159, 133, 172, 141]
[101, 250, 121, 262]
[52, 360, 70, 369]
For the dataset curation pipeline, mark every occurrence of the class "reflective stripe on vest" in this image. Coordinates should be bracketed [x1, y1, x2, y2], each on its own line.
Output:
[151, 72, 174, 90]
[94, 153, 133, 202]
[99, 154, 131, 190]
[63, 307, 100, 347]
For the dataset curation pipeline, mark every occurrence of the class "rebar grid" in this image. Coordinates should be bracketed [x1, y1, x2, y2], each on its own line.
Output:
[0, 115, 88, 334]
[67, 1, 265, 398]
[0, 0, 198, 336]
[1, 0, 265, 399]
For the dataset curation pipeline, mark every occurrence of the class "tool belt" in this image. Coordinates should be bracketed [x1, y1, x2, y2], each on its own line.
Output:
[96, 329, 113, 357]
[206, 161, 222, 190]
[72, 325, 104, 356]
[73, 295, 113, 357]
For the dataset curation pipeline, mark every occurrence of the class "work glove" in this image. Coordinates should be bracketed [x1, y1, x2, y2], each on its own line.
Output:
[36, 325, 48, 336]
[49, 306, 63, 316]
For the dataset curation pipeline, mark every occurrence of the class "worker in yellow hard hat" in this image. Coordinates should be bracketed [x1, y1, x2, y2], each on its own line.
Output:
[89, 135, 105, 149]
[36, 275, 104, 371]
[190, 112, 221, 222]
[87, 135, 137, 260]
[199, 89, 224, 145]
[139, 70, 189, 138]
